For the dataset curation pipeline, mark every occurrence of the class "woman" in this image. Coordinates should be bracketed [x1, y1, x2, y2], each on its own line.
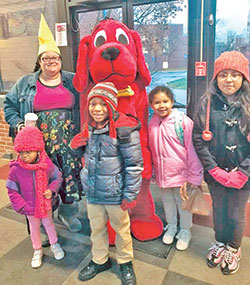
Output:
[4, 14, 82, 233]
[192, 51, 250, 275]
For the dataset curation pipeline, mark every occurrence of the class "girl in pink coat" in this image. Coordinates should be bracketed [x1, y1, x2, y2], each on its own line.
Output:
[148, 86, 203, 250]
[6, 126, 65, 268]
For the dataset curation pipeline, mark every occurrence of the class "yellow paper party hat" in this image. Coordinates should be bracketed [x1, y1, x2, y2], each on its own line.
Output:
[38, 14, 60, 56]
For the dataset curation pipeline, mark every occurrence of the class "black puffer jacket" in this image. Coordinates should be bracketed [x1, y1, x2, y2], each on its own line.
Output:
[192, 92, 250, 184]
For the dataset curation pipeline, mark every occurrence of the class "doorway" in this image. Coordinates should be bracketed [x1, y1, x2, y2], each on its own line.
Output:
[73, 0, 187, 114]
[57, 0, 216, 118]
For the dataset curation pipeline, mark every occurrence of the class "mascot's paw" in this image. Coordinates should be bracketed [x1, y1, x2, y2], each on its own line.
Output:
[58, 214, 82, 233]
[107, 220, 116, 246]
[130, 215, 163, 241]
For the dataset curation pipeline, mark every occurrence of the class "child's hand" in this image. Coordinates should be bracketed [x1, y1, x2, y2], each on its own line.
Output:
[120, 199, 137, 211]
[180, 182, 189, 201]
[180, 182, 200, 201]
[43, 189, 52, 199]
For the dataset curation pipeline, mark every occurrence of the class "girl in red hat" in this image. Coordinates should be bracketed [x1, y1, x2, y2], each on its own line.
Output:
[6, 126, 65, 268]
[193, 51, 250, 275]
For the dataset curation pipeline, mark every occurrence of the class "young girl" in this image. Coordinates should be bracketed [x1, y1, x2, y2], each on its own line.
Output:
[148, 86, 203, 250]
[193, 51, 250, 275]
[6, 126, 65, 268]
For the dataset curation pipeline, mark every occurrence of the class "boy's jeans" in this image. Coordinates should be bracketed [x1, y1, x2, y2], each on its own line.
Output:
[87, 203, 133, 264]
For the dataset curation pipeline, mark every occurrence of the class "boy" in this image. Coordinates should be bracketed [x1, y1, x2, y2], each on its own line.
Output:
[71, 82, 143, 285]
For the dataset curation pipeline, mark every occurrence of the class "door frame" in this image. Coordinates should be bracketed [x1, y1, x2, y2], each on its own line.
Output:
[187, 0, 216, 118]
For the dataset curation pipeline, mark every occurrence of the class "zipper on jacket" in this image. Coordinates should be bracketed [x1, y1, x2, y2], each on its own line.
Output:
[98, 142, 102, 161]
[157, 125, 164, 184]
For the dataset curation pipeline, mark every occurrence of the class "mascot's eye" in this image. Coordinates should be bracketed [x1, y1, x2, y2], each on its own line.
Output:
[116, 28, 129, 45]
[94, 30, 107, 47]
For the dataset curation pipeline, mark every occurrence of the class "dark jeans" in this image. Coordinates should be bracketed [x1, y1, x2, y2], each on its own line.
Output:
[208, 183, 250, 249]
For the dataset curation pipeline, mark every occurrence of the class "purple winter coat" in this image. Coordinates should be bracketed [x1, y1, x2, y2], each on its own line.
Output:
[6, 157, 62, 216]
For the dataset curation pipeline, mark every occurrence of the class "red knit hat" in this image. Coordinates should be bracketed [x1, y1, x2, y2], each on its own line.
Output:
[81, 82, 118, 140]
[211, 51, 250, 82]
[88, 82, 118, 111]
[14, 126, 45, 153]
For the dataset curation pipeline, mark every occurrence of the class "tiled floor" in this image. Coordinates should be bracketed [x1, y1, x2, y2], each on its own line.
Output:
[0, 158, 250, 285]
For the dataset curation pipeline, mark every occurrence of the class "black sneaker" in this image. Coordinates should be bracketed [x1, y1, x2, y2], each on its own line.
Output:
[120, 261, 136, 285]
[78, 258, 112, 281]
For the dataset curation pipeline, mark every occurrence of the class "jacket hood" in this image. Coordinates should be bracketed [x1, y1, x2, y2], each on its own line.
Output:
[9, 160, 19, 168]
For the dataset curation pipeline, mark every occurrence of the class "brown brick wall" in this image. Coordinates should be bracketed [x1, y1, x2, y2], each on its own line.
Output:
[0, 0, 57, 90]
[0, 0, 57, 157]
[0, 108, 14, 157]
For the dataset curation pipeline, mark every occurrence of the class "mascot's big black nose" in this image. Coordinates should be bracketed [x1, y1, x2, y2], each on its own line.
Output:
[101, 47, 120, 61]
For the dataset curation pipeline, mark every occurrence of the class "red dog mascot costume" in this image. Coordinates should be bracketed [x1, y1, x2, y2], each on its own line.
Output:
[73, 18, 163, 242]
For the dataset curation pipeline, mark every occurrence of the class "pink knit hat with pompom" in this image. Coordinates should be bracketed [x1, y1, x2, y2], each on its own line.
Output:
[14, 126, 45, 153]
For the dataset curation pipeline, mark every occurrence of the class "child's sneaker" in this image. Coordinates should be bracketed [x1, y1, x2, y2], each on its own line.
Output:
[207, 241, 225, 268]
[162, 224, 177, 245]
[51, 243, 65, 260]
[31, 249, 43, 268]
[221, 245, 241, 275]
[176, 229, 191, 250]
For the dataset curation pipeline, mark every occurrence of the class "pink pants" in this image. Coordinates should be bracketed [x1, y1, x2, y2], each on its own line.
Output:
[27, 211, 58, 250]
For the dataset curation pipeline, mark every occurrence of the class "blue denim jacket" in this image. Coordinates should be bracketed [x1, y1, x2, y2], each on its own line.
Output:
[4, 70, 80, 137]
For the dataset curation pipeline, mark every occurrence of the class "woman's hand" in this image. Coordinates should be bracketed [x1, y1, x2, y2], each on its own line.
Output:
[43, 189, 52, 199]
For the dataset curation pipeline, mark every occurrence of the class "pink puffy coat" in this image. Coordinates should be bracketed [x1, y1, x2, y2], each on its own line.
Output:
[148, 109, 203, 188]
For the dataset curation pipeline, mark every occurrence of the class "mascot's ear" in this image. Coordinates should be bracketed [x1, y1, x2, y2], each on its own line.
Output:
[130, 30, 151, 86]
[73, 35, 92, 92]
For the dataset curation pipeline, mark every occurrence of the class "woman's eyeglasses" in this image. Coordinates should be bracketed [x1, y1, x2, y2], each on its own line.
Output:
[41, 56, 61, 63]
[217, 71, 243, 81]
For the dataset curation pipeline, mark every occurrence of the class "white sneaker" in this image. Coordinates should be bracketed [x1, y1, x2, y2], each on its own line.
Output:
[162, 224, 177, 245]
[51, 243, 65, 260]
[31, 249, 43, 268]
[176, 229, 191, 251]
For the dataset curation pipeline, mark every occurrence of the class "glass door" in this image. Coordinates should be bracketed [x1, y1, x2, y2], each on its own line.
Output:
[78, 9, 122, 40]
[215, 0, 250, 58]
[67, 0, 187, 112]
[132, 0, 188, 114]
[70, 4, 123, 69]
